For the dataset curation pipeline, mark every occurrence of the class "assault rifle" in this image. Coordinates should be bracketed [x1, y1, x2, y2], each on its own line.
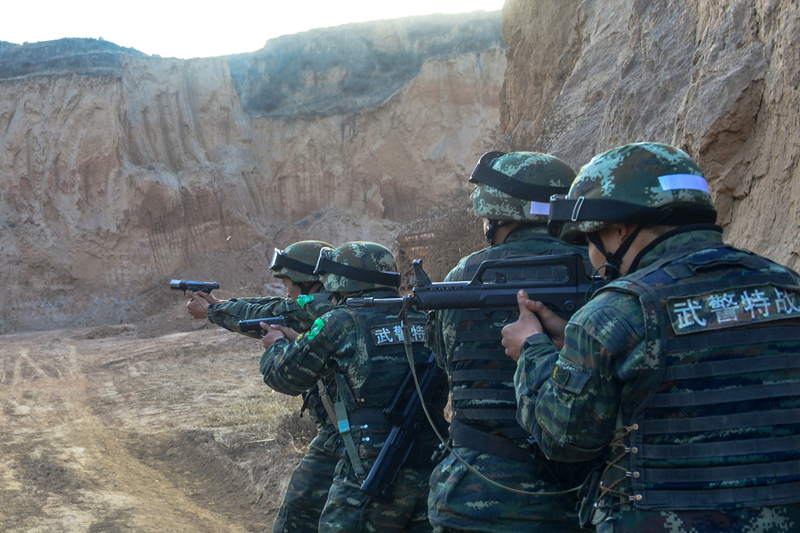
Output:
[170, 279, 220, 294]
[360, 351, 447, 504]
[238, 317, 289, 336]
[347, 253, 602, 320]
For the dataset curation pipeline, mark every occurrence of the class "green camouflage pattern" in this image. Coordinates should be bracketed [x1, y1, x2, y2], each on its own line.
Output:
[272, 240, 333, 282]
[472, 152, 575, 223]
[595, 507, 800, 533]
[321, 241, 399, 293]
[272, 443, 340, 533]
[264, 288, 440, 532]
[558, 143, 716, 244]
[428, 447, 582, 533]
[426, 226, 588, 533]
[320, 456, 433, 533]
[516, 228, 800, 531]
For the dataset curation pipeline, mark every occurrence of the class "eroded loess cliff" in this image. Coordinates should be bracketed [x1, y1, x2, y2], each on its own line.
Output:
[0, 14, 505, 332]
[501, 0, 800, 268]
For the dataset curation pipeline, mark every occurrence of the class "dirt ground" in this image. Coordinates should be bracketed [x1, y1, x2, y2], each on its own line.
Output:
[0, 301, 317, 533]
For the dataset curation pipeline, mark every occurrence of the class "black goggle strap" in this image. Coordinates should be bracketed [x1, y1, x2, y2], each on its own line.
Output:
[269, 248, 317, 275]
[469, 151, 569, 203]
[313, 250, 401, 288]
[548, 196, 717, 232]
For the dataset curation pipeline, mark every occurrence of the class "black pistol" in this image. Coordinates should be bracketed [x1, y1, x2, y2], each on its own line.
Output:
[170, 279, 220, 294]
[238, 317, 289, 336]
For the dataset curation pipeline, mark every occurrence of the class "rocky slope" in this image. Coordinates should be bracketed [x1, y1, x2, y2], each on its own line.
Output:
[0, 13, 505, 332]
[501, 0, 799, 268]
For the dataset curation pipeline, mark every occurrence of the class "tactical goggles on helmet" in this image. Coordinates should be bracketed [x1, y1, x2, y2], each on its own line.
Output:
[313, 248, 401, 288]
[547, 194, 718, 238]
[269, 248, 317, 275]
[469, 151, 570, 202]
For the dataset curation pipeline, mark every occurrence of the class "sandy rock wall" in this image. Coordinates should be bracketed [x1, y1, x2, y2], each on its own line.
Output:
[0, 19, 505, 332]
[501, 0, 800, 268]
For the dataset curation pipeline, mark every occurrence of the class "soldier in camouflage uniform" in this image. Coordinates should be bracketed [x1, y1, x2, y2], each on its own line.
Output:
[261, 242, 445, 533]
[186, 240, 340, 533]
[426, 151, 589, 533]
[502, 142, 800, 532]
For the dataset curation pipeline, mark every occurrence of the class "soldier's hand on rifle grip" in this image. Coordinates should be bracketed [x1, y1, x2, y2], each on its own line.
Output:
[524, 299, 567, 350]
[502, 290, 567, 359]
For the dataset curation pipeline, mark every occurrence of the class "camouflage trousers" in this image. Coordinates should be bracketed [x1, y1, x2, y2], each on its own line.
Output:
[427, 447, 582, 533]
[595, 505, 800, 533]
[319, 456, 434, 533]
[272, 432, 340, 533]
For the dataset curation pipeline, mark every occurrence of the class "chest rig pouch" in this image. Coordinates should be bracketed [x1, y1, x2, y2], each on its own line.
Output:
[333, 307, 430, 477]
[598, 242, 800, 511]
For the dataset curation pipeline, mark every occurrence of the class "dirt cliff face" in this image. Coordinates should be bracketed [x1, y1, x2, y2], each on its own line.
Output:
[501, 0, 800, 269]
[0, 14, 505, 332]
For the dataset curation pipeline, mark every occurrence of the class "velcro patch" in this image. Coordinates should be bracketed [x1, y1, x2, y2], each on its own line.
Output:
[667, 284, 800, 335]
[552, 364, 591, 394]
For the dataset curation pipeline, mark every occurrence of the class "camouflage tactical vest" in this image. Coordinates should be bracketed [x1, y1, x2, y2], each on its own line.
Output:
[448, 230, 589, 450]
[598, 241, 800, 510]
[335, 304, 432, 456]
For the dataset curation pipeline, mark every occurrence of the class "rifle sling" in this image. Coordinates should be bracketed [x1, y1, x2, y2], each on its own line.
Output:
[316, 379, 338, 426]
[335, 400, 366, 478]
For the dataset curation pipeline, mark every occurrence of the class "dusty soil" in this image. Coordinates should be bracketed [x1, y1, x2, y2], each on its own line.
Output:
[0, 301, 317, 532]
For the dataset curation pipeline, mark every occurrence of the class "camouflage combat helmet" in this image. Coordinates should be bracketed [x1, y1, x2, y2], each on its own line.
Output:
[470, 151, 576, 224]
[548, 142, 717, 245]
[270, 240, 333, 282]
[314, 242, 401, 293]
[548, 143, 717, 279]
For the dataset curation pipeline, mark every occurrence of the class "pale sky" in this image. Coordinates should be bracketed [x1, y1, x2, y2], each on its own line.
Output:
[5, 0, 505, 59]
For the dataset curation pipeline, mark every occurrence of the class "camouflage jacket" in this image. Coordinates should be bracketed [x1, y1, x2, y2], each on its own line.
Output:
[208, 293, 334, 339]
[263, 289, 441, 456]
[516, 227, 800, 531]
[426, 225, 589, 442]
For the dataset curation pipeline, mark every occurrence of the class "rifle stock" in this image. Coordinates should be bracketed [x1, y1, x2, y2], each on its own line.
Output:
[359, 352, 445, 504]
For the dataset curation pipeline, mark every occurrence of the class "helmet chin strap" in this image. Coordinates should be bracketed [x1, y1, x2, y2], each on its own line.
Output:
[586, 225, 646, 280]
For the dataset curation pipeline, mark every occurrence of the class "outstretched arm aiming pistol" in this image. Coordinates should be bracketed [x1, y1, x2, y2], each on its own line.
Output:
[348, 253, 604, 320]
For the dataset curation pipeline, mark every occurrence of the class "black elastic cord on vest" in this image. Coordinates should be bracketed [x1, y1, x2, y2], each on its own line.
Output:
[314, 254, 401, 288]
[470, 151, 570, 202]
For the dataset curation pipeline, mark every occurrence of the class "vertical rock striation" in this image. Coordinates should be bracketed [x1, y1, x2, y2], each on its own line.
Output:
[0, 14, 506, 332]
[501, 0, 800, 268]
